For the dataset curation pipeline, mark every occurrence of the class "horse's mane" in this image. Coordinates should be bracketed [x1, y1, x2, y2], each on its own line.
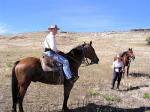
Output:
[121, 51, 128, 57]
[67, 44, 84, 56]
[57, 44, 84, 58]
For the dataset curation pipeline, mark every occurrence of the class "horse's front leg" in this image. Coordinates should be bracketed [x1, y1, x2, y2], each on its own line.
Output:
[127, 63, 130, 77]
[122, 66, 125, 78]
[62, 82, 74, 111]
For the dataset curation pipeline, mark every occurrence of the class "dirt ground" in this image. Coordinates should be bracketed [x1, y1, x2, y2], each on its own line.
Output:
[0, 31, 150, 112]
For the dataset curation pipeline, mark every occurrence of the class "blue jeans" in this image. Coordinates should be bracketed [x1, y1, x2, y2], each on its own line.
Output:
[113, 67, 122, 81]
[46, 51, 72, 79]
[112, 67, 122, 88]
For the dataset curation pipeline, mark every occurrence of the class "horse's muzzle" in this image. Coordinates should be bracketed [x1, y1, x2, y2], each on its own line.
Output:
[91, 58, 99, 64]
[132, 56, 135, 60]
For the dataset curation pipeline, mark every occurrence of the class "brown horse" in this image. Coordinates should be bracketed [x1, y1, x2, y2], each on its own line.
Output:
[11, 41, 99, 112]
[121, 48, 135, 77]
[114, 48, 135, 78]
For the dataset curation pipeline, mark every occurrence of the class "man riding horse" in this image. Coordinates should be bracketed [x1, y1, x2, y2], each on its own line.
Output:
[11, 41, 99, 112]
[43, 25, 79, 84]
[11, 25, 99, 112]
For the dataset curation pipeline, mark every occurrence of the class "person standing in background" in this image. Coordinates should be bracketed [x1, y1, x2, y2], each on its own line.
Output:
[111, 54, 124, 89]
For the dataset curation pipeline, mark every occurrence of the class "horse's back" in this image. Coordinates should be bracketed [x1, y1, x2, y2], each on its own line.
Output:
[15, 57, 65, 84]
[18, 57, 40, 65]
[16, 57, 41, 75]
[15, 57, 41, 82]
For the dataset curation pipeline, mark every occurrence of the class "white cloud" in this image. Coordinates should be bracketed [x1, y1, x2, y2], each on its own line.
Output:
[0, 23, 17, 35]
[0, 23, 8, 34]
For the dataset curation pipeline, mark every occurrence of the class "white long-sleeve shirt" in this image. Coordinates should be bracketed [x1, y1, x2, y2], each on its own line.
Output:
[113, 60, 123, 68]
[113, 60, 123, 72]
[44, 32, 58, 52]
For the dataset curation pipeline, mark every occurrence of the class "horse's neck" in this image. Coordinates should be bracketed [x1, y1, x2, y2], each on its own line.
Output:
[122, 53, 130, 59]
[67, 53, 83, 69]
[121, 52, 131, 66]
[121, 51, 127, 57]
[68, 55, 83, 66]
[66, 46, 84, 73]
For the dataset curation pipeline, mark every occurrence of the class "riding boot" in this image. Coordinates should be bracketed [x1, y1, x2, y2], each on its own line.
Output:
[117, 81, 120, 89]
[117, 72, 122, 89]
[111, 80, 115, 89]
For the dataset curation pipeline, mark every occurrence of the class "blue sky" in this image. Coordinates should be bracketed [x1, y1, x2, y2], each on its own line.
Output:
[0, 0, 150, 34]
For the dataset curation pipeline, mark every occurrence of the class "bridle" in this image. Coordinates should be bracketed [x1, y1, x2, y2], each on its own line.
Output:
[123, 51, 134, 63]
[82, 44, 96, 65]
[82, 46, 91, 65]
[127, 51, 135, 61]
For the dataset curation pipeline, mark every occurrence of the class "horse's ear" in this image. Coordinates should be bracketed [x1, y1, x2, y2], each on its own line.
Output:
[90, 41, 92, 46]
[82, 41, 86, 47]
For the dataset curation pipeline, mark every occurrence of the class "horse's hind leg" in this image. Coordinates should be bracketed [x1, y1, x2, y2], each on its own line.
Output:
[12, 85, 19, 112]
[18, 82, 30, 112]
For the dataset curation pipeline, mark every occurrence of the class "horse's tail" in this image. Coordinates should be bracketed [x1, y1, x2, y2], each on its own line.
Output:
[12, 61, 20, 105]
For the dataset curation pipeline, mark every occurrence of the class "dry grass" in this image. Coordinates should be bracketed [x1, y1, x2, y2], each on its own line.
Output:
[0, 31, 150, 112]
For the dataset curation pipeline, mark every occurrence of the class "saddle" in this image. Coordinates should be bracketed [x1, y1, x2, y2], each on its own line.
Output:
[40, 54, 62, 72]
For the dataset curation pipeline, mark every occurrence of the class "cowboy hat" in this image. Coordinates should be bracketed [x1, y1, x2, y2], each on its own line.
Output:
[48, 25, 60, 30]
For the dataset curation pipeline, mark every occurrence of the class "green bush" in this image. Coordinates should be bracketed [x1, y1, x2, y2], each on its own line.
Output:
[103, 94, 121, 102]
[144, 93, 150, 99]
[88, 88, 99, 96]
[146, 37, 150, 45]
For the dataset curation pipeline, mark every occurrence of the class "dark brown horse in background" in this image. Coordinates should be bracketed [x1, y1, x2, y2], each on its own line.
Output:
[114, 48, 135, 78]
[11, 41, 99, 112]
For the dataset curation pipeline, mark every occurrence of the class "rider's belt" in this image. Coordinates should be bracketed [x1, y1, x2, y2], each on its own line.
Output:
[45, 48, 52, 52]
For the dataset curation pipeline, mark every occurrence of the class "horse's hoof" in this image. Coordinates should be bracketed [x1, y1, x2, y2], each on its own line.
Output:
[62, 107, 70, 112]
[11, 109, 16, 112]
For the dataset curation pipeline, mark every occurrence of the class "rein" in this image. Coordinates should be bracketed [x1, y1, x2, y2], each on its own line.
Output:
[82, 47, 91, 65]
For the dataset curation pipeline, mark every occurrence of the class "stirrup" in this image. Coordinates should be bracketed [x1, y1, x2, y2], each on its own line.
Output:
[73, 76, 79, 82]
[68, 79, 74, 84]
